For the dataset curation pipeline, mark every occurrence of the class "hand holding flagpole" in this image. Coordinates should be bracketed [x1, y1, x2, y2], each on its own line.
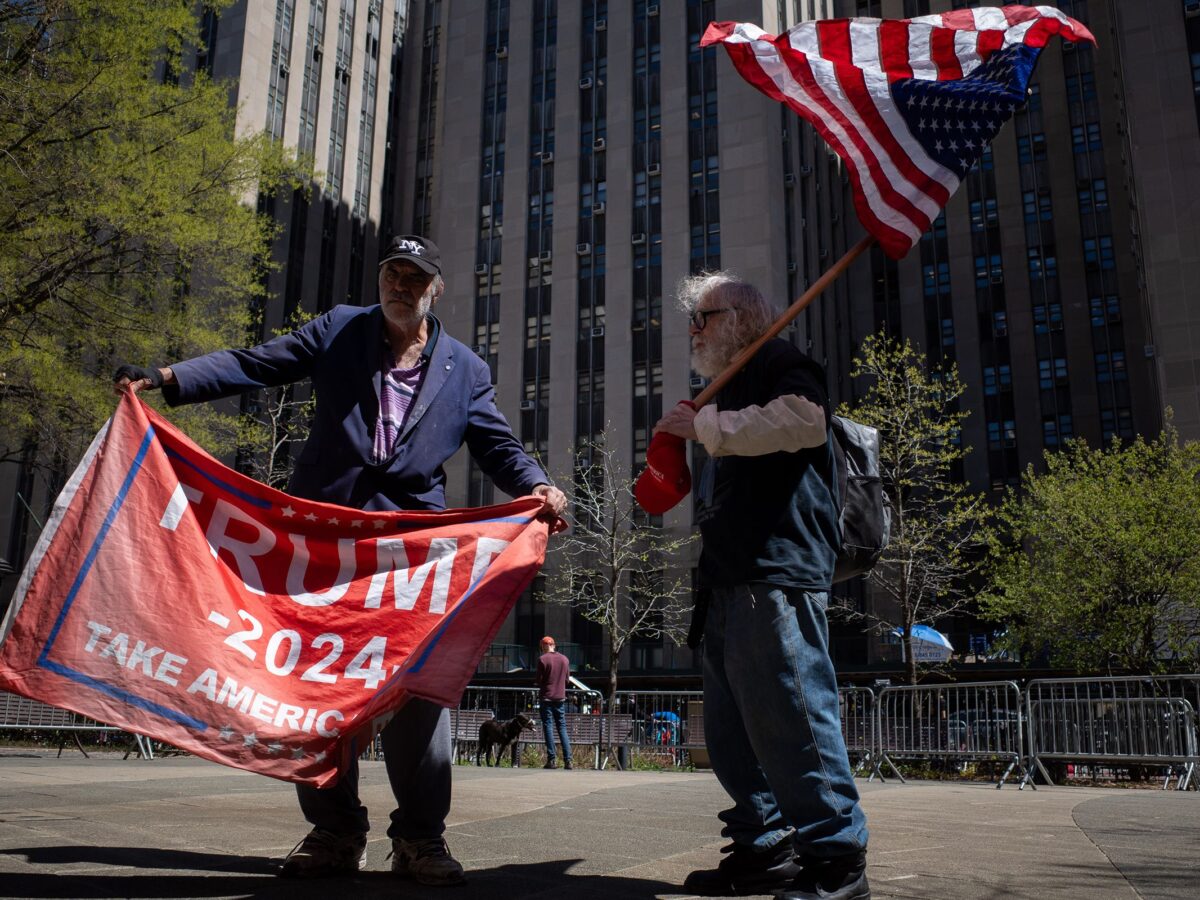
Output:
[635, 236, 875, 515]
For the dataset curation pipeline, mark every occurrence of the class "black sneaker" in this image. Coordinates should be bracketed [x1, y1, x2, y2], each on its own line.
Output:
[543, 760, 557, 769]
[682, 840, 801, 896]
[390, 837, 466, 886]
[279, 828, 367, 878]
[775, 851, 870, 900]
[563, 761, 573, 770]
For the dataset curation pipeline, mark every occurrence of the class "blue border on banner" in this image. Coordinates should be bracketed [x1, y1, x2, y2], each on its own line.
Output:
[402, 514, 536, 675]
[35, 424, 211, 733]
[164, 446, 272, 509]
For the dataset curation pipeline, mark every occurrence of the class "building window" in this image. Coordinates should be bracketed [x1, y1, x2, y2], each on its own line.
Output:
[923, 261, 950, 297]
[1022, 190, 1052, 223]
[1071, 121, 1102, 154]
[982, 364, 1011, 396]
[1016, 132, 1047, 163]
[1032, 302, 1062, 333]
[1089, 295, 1121, 325]
[993, 310, 1008, 337]
[1082, 235, 1115, 269]
[1037, 357, 1068, 389]
[987, 420, 1017, 450]
[1077, 178, 1108, 215]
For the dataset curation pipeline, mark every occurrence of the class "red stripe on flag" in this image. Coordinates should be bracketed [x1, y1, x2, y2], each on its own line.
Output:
[1001, 5, 1096, 46]
[976, 28, 1004, 60]
[700, 20, 736, 47]
[774, 46, 930, 249]
[816, 19, 852, 67]
[879, 21, 913, 80]
[930, 27, 963, 80]
[720, 39, 912, 257]
[937, 9, 981, 30]
[835, 64, 951, 211]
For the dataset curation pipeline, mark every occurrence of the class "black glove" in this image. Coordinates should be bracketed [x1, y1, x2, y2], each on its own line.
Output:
[113, 364, 164, 389]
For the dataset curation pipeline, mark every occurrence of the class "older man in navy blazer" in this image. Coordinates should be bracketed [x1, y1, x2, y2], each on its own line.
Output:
[115, 234, 566, 885]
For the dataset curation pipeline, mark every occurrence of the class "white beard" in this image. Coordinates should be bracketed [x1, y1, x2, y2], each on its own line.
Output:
[691, 330, 741, 378]
[382, 286, 434, 332]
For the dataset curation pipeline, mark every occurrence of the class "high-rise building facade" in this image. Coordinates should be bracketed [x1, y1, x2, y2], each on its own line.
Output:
[3, 2, 1197, 676]
[384, 0, 1199, 674]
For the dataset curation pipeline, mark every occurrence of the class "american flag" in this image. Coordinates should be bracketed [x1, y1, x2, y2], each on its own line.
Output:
[701, 5, 1095, 259]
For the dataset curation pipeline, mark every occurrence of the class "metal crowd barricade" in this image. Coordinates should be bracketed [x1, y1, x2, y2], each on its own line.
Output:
[838, 687, 880, 779]
[0, 690, 154, 758]
[1023, 675, 1200, 790]
[454, 683, 609, 767]
[876, 681, 1028, 788]
[612, 689, 704, 766]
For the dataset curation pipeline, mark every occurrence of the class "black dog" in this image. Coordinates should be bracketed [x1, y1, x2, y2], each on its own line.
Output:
[476, 713, 535, 766]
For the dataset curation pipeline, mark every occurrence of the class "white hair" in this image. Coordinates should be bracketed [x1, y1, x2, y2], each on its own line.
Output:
[676, 271, 779, 347]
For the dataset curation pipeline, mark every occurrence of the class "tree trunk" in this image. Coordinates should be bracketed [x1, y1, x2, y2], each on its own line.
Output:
[904, 628, 917, 685]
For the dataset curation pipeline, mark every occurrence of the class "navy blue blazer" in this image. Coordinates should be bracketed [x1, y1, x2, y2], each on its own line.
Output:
[164, 305, 547, 512]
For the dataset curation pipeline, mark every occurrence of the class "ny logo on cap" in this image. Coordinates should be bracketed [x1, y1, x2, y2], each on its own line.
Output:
[396, 239, 424, 256]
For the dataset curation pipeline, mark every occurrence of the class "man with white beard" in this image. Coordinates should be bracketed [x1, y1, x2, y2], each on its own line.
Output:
[653, 272, 870, 900]
[114, 234, 566, 885]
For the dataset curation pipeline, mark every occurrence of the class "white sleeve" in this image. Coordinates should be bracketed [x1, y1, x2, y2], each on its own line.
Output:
[693, 394, 827, 457]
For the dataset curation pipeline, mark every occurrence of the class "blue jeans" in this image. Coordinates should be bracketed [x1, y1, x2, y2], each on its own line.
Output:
[295, 697, 451, 840]
[702, 583, 868, 858]
[539, 699, 572, 764]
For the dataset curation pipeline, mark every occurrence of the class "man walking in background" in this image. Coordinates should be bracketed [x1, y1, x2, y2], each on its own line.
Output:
[535, 636, 572, 770]
[652, 271, 869, 900]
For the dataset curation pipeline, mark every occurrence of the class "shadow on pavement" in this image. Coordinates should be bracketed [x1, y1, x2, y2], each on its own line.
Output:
[0, 852, 686, 899]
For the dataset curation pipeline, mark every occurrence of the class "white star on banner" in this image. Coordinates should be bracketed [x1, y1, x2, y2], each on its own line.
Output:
[243, 732, 258, 747]
[314, 751, 328, 763]
[328, 517, 340, 526]
[219, 726, 234, 740]
[934, 140, 944, 152]
[281, 506, 296, 518]
[291, 747, 305, 760]
[304, 512, 319, 522]
[373, 520, 386, 530]
[268, 743, 284, 755]
[351, 520, 363, 528]
[949, 140, 959, 151]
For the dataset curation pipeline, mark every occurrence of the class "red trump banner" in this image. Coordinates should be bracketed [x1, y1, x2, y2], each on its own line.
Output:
[0, 395, 549, 786]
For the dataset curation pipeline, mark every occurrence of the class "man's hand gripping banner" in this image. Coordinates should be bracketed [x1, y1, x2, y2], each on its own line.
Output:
[0, 395, 549, 786]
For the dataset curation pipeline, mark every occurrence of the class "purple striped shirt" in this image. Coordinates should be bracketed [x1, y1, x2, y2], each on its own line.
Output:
[372, 353, 427, 464]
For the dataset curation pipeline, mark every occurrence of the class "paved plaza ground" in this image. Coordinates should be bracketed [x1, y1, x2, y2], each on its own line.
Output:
[0, 752, 1197, 899]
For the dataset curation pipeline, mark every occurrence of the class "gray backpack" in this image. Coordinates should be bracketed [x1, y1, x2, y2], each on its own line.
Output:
[830, 416, 891, 582]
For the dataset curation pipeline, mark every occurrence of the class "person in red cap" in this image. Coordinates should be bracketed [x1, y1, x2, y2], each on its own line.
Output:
[534, 635, 573, 769]
[114, 234, 567, 887]
[652, 272, 869, 900]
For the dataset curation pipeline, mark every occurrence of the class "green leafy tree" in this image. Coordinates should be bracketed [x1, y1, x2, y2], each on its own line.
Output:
[542, 438, 696, 706]
[840, 334, 991, 684]
[0, 0, 305, 481]
[980, 427, 1200, 673]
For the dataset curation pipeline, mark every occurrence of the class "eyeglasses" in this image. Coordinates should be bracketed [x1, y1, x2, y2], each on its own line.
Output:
[689, 307, 736, 330]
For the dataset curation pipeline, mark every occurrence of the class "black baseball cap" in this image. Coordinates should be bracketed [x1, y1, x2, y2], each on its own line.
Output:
[379, 234, 441, 276]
